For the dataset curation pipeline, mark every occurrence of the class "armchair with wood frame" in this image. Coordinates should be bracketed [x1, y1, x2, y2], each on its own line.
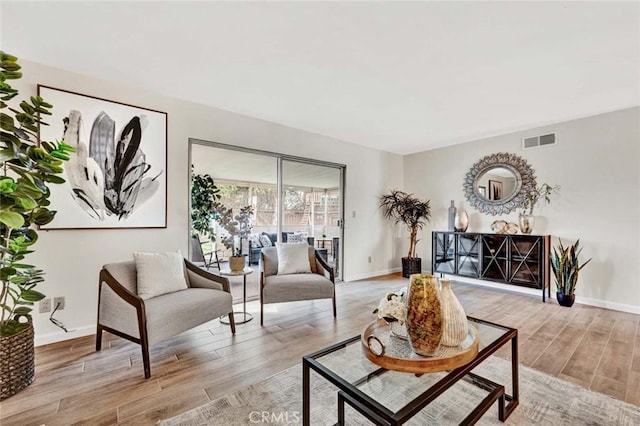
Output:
[259, 245, 336, 325]
[96, 259, 235, 378]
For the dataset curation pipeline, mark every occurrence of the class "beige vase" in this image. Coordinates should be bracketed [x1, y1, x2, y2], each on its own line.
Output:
[405, 274, 442, 356]
[439, 278, 468, 347]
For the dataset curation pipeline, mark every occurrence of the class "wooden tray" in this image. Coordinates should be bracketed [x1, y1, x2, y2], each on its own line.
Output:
[360, 320, 479, 374]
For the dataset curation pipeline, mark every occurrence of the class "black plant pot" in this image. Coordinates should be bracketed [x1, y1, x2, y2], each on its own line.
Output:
[556, 292, 575, 307]
[401, 257, 422, 278]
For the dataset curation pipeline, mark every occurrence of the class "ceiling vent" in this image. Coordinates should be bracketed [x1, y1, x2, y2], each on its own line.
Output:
[522, 132, 556, 150]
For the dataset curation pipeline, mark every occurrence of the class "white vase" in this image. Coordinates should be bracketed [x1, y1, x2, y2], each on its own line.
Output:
[439, 278, 468, 347]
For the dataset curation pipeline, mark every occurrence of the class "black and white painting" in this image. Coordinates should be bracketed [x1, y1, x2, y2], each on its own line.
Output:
[38, 85, 167, 229]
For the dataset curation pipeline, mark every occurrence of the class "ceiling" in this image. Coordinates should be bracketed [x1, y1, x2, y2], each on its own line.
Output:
[2, 2, 639, 155]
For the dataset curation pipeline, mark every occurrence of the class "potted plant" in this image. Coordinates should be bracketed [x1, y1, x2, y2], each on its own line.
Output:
[519, 182, 559, 234]
[379, 190, 431, 278]
[0, 52, 74, 399]
[550, 239, 592, 307]
[216, 205, 254, 271]
[190, 168, 220, 241]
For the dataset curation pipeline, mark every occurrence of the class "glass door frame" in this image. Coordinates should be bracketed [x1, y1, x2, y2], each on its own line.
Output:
[188, 138, 346, 280]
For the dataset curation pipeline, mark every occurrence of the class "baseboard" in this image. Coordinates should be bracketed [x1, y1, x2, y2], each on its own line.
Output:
[443, 275, 640, 315]
[35, 324, 95, 347]
[345, 267, 401, 282]
[575, 297, 640, 315]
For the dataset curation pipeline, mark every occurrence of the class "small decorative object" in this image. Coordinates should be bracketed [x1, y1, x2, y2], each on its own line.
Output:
[439, 278, 468, 346]
[373, 288, 408, 340]
[447, 200, 456, 232]
[361, 321, 479, 373]
[551, 239, 592, 307]
[519, 214, 535, 234]
[379, 190, 431, 278]
[519, 182, 560, 233]
[491, 220, 519, 235]
[454, 208, 469, 232]
[406, 274, 442, 356]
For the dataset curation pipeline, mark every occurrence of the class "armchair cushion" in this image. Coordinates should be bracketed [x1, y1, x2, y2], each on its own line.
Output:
[263, 273, 334, 304]
[133, 252, 188, 300]
[276, 242, 311, 275]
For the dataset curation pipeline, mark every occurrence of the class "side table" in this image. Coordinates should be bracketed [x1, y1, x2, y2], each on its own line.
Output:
[219, 267, 253, 324]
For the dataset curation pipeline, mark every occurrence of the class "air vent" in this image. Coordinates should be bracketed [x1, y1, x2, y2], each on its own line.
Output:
[522, 132, 556, 150]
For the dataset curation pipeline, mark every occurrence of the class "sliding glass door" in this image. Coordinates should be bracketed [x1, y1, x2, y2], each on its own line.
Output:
[189, 140, 344, 280]
[281, 160, 343, 277]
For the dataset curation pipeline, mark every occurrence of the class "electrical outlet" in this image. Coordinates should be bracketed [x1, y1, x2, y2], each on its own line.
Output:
[39, 298, 52, 313]
[368, 256, 372, 263]
[54, 296, 65, 310]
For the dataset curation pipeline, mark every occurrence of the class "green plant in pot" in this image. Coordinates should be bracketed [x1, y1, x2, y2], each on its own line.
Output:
[190, 168, 221, 265]
[216, 205, 254, 271]
[519, 182, 559, 234]
[379, 190, 431, 278]
[550, 239, 592, 307]
[0, 52, 74, 399]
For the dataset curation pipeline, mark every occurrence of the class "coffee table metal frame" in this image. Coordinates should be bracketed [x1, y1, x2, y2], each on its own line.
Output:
[218, 268, 253, 324]
[302, 316, 518, 425]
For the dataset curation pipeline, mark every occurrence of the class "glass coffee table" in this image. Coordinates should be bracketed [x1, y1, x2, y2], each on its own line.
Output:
[302, 317, 518, 425]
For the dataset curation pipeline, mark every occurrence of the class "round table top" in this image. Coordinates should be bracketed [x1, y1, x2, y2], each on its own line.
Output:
[219, 267, 254, 276]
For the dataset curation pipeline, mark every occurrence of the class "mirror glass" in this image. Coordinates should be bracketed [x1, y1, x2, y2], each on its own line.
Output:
[463, 153, 537, 216]
[475, 166, 518, 202]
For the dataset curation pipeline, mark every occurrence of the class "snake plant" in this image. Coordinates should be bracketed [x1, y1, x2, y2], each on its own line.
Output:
[550, 239, 591, 295]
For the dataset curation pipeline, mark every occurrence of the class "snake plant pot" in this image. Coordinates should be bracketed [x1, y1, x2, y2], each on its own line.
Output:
[0, 316, 35, 400]
[229, 255, 246, 272]
[556, 292, 575, 307]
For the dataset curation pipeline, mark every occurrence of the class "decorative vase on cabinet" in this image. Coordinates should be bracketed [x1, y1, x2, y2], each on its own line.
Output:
[405, 274, 443, 356]
[519, 214, 534, 234]
[454, 209, 469, 232]
[439, 278, 468, 346]
[447, 200, 456, 232]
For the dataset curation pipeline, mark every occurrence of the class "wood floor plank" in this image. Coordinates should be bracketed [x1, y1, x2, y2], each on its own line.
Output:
[1, 273, 637, 426]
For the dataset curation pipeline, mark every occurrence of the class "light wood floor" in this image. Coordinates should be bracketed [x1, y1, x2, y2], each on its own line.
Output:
[1, 274, 638, 425]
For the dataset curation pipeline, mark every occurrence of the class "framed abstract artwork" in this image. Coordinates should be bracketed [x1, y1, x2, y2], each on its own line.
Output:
[37, 85, 167, 229]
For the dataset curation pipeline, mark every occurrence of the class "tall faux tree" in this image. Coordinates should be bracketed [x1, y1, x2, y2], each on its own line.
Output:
[0, 52, 74, 335]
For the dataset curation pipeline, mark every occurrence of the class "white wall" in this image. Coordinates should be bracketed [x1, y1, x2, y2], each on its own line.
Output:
[404, 107, 640, 313]
[13, 60, 403, 345]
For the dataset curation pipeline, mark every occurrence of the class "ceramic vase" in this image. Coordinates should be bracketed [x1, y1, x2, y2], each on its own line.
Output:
[519, 214, 534, 234]
[405, 274, 442, 356]
[439, 278, 468, 346]
[454, 209, 469, 232]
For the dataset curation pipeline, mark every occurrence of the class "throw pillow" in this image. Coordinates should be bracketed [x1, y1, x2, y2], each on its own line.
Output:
[134, 251, 188, 300]
[259, 234, 273, 247]
[287, 233, 305, 243]
[276, 242, 311, 275]
[248, 234, 262, 248]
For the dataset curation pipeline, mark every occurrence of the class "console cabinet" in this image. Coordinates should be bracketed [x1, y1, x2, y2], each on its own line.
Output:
[432, 231, 551, 301]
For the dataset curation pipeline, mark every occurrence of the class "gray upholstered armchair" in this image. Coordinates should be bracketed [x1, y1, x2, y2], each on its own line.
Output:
[259, 246, 336, 325]
[96, 259, 235, 378]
